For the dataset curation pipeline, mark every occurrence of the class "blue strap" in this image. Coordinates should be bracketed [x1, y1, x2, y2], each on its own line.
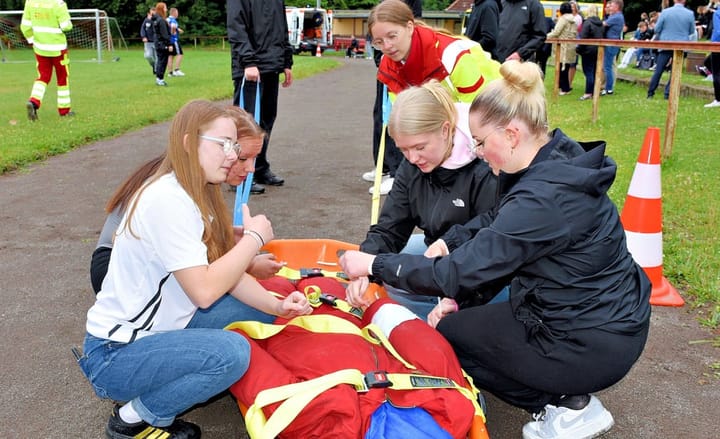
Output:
[234, 78, 262, 226]
[382, 84, 391, 124]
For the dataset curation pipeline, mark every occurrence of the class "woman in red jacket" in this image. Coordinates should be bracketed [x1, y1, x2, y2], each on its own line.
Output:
[368, 0, 500, 104]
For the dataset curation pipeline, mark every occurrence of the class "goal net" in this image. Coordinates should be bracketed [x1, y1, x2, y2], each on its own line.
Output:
[0, 8, 127, 63]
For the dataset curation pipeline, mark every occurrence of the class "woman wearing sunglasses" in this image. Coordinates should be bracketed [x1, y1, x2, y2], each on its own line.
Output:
[341, 61, 651, 439]
[78, 100, 312, 439]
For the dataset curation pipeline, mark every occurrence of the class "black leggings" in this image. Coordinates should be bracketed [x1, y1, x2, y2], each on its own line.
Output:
[437, 301, 649, 413]
[155, 47, 169, 80]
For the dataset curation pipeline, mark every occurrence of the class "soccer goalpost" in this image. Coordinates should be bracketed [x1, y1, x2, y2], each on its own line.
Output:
[0, 8, 127, 63]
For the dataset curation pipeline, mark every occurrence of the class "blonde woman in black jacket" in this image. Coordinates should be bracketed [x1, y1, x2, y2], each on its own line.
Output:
[348, 80, 498, 320]
[341, 61, 651, 439]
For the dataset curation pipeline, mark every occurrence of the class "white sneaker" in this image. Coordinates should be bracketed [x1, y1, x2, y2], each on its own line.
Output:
[618, 64, 627, 69]
[522, 395, 614, 439]
[362, 169, 389, 182]
[704, 100, 720, 108]
[155, 78, 168, 86]
[368, 176, 394, 195]
[173, 69, 185, 77]
[703, 75, 714, 81]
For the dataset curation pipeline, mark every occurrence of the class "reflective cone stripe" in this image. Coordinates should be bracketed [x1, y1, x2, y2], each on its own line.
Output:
[623, 230, 663, 269]
[620, 127, 683, 307]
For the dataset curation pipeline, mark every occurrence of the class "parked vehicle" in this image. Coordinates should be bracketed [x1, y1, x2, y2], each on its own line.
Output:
[286, 7, 333, 55]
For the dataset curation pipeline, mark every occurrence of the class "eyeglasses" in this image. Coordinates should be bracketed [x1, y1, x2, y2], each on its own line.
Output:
[199, 135, 241, 157]
[371, 27, 406, 50]
[469, 127, 504, 155]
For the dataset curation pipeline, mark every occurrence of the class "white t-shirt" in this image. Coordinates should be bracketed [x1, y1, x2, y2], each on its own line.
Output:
[86, 173, 208, 343]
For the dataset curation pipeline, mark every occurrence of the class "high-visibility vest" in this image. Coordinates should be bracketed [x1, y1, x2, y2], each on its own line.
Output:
[20, 0, 73, 57]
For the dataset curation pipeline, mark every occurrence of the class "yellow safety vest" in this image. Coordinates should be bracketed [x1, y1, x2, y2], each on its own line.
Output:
[20, 0, 72, 57]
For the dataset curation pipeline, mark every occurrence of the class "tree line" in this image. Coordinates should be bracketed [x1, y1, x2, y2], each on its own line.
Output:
[1, 0, 702, 45]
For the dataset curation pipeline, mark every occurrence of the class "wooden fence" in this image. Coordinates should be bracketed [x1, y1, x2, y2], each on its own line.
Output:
[546, 39, 720, 158]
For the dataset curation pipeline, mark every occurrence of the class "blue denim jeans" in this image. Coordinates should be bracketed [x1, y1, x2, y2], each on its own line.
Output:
[647, 50, 673, 99]
[384, 235, 510, 320]
[603, 46, 620, 92]
[78, 294, 274, 426]
[384, 235, 439, 319]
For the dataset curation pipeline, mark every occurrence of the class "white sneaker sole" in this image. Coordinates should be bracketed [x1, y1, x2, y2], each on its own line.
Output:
[522, 399, 615, 439]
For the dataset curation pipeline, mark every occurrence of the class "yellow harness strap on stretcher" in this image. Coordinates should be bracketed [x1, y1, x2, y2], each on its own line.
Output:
[276, 266, 349, 282]
[226, 314, 416, 370]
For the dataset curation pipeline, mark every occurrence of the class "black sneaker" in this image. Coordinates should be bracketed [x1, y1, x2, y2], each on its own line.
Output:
[249, 182, 265, 194]
[105, 405, 201, 439]
[26, 101, 38, 122]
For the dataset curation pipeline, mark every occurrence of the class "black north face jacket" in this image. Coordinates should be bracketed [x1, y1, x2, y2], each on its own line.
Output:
[360, 158, 497, 256]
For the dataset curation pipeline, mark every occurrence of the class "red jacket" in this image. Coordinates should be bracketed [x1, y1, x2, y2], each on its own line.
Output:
[377, 26, 500, 103]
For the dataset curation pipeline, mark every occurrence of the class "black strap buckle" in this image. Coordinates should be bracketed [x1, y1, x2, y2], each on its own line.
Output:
[364, 370, 393, 389]
[319, 293, 337, 306]
[300, 268, 324, 278]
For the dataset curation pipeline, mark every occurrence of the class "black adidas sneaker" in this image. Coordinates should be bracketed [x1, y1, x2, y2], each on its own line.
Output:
[105, 405, 201, 439]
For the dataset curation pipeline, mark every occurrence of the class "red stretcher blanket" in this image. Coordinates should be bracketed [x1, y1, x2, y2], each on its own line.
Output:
[227, 276, 482, 439]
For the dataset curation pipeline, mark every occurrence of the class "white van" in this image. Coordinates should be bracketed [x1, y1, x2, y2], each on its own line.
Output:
[286, 7, 333, 55]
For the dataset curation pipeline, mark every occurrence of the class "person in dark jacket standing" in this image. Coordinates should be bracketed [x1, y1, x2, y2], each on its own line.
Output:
[495, 0, 546, 62]
[151, 2, 173, 87]
[349, 80, 497, 319]
[577, 5, 604, 100]
[340, 60, 651, 439]
[227, 0, 293, 194]
[140, 7, 157, 75]
[464, 0, 500, 60]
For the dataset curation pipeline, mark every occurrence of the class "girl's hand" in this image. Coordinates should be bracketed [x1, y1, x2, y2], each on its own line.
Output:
[339, 250, 375, 279]
[242, 205, 273, 246]
[345, 277, 372, 308]
[276, 290, 313, 318]
[424, 239, 449, 258]
[427, 298, 458, 328]
[247, 253, 285, 279]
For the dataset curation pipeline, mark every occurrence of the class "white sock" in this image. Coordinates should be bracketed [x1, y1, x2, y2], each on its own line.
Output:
[119, 403, 143, 424]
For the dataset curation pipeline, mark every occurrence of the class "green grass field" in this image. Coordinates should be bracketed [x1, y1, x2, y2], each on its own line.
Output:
[0, 48, 340, 173]
[1, 48, 718, 330]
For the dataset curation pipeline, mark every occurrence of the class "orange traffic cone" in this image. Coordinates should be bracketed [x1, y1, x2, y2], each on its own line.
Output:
[620, 127, 684, 307]
[315, 44, 322, 57]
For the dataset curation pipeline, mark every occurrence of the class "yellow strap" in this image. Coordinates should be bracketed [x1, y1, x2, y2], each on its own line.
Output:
[370, 123, 387, 225]
[226, 315, 416, 370]
[385, 373, 484, 421]
[276, 266, 349, 282]
[303, 285, 322, 307]
[245, 369, 366, 439]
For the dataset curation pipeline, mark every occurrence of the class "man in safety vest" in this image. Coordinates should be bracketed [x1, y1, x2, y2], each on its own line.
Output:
[20, 0, 73, 121]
